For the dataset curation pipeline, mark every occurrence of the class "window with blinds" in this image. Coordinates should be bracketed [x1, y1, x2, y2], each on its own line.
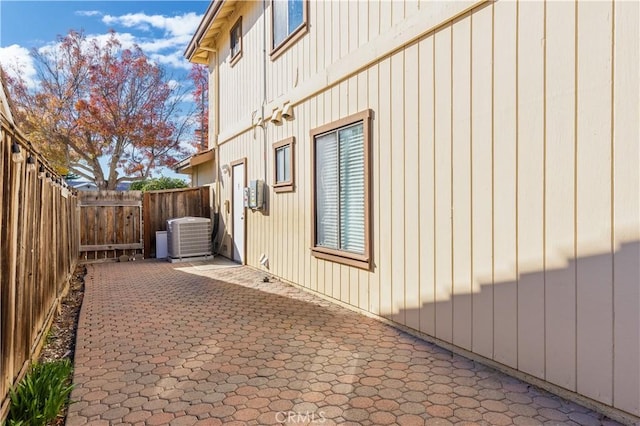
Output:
[311, 110, 371, 269]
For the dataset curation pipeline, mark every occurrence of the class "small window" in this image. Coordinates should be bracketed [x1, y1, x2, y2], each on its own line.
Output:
[271, 0, 307, 58]
[230, 18, 242, 64]
[311, 110, 372, 270]
[273, 137, 295, 193]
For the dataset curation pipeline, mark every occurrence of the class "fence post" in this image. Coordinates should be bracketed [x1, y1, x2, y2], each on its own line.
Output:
[4, 142, 21, 393]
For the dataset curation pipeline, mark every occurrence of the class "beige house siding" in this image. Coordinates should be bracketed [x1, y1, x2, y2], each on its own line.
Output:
[217, 4, 262, 138]
[201, 0, 639, 418]
[191, 163, 215, 187]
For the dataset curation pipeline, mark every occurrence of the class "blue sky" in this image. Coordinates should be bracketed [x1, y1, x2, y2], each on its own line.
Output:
[0, 1, 209, 80]
[0, 0, 209, 180]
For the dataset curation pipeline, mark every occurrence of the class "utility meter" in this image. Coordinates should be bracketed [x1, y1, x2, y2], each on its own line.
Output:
[247, 180, 265, 210]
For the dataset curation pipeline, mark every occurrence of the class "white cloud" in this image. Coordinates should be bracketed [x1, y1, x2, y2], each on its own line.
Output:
[85, 32, 139, 51]
[75, 10, 102, 17]
[98, 11, 201, 70]
[86, 32, 192, 70]
[161, 13, 203, 38]
[150, 51, 192, 71]
[0, 44, 38, 88]
[136, 35, 191, 53]
[102, 12, 201, 38]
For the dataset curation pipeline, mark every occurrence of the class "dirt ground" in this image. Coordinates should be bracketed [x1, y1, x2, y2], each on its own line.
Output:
[39, 264, 86, 425]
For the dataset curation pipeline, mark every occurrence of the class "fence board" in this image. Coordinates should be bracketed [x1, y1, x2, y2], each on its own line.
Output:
[143, 187, 211, 258]
[80, 243, 143, 251]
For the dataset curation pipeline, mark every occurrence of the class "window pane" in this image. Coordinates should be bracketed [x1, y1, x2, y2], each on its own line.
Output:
[275, 145, 290, 183]
[274, 0, 303, 48]
[288, 0, 303, 34]
[276, 147, 285, 183]
[273, 0, 288, 47]
[338, 123, 365, 254]
[231, 23, 241, 57]
[315, 133, 339, 249]
[283, 145, 290, 181]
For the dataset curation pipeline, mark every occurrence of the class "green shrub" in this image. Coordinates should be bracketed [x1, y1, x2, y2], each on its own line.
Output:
[129, 177, 188, 192]
[8, 359, 74, 426]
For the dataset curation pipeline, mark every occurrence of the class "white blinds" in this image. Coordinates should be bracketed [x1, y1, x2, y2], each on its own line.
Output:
[339, 124, 365, 254]
[315, 122, 365, 255]
[315, 133, 339, 248]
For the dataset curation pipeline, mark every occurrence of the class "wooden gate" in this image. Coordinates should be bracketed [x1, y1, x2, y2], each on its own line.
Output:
[79, 191, 143, 261]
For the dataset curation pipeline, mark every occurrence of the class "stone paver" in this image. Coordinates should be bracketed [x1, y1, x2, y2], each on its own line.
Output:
[67, 260, 623, 425]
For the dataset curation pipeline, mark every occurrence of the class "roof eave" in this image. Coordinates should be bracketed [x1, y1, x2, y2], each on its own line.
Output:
[184, 0, 225, 63]
[174, 147, 215, 173]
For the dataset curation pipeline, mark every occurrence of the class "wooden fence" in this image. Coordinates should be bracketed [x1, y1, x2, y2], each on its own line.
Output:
[0, 117, 79, 418]
[79, 191, 143, 261]
[77, 187, 211, 261]
[143, 187, 211, 258]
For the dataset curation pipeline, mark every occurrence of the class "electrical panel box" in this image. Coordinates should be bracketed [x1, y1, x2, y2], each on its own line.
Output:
[246, 180, 265, 210]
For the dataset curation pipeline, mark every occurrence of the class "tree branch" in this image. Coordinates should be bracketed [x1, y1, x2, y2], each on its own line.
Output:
[66, 166, 95, 182]
[69, 161, 94, 174]
[116, 176, 144, 183]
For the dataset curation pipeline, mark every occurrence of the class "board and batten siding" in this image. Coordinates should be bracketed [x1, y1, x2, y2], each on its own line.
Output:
[211, 0, 639, 418]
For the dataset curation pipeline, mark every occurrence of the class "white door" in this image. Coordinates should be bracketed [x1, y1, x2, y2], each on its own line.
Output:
[232, 162, 245, 263]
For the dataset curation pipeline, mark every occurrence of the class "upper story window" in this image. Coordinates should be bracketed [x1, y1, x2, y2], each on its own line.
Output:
[311, 110, 372, 270]
[271, 0, 307, 58]
[230, 17, 242, 65]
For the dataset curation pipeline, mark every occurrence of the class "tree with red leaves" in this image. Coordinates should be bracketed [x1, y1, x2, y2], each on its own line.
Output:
[4, 30, 192, 190]
[188, 63, 208, 153]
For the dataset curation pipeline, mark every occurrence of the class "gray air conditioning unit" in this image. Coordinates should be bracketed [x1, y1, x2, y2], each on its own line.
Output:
[166, 217, 213, 262]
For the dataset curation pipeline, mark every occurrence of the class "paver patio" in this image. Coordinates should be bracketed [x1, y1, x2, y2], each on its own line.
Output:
[66, 260, 620, 426]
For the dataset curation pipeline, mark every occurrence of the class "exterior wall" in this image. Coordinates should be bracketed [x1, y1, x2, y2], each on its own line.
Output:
[192, 163, 215, 187]
[216, 3, 263, 138]
[209, 0, 639, 418]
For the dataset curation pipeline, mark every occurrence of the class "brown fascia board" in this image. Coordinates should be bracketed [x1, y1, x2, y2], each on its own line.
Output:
[190, 148, 215, 167]
[174, 157, 192, 173]
[174, 148, 215, 173]
[184, 0, 225, 62]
